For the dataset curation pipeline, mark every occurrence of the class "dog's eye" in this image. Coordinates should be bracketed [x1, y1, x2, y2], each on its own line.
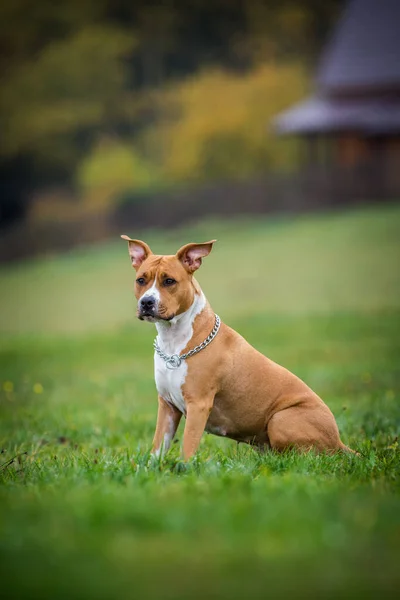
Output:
[163, 278, 176, 286]
[136, 277, 146, 286]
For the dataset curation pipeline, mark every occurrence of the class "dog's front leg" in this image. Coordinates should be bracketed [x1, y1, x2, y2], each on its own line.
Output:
[151, 396, 182, 457]
[182, 399, 213, 460]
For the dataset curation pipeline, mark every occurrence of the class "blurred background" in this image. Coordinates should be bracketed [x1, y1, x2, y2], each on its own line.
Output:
[1, 0, 399, 262]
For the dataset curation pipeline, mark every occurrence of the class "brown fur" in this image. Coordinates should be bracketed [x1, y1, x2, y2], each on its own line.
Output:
[122, 236, 353, 460]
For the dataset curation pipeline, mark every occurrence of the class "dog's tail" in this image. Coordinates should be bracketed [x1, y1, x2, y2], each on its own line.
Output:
[340, 442, 361, 456]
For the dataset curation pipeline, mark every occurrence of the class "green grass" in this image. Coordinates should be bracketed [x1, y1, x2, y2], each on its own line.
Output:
[0, 204, 400, 599]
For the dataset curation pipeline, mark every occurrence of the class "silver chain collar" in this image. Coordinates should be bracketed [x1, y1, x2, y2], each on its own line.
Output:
[153, 314, 221, 370]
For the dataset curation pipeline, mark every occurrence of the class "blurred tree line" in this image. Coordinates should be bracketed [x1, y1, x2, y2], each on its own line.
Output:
[0, 0, 343, 226]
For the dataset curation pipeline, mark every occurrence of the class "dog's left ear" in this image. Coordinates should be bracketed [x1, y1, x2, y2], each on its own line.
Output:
[121, 235, 152, 269]
[176, 240, 216, 273]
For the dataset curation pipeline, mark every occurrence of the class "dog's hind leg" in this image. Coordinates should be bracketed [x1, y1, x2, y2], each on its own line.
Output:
[267, 403, 344, 453]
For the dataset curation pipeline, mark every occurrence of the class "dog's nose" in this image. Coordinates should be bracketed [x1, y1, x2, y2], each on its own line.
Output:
[140, 296, 156, 310]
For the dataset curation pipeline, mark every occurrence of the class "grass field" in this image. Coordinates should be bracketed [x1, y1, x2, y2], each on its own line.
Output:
[1, 204, 399, 599]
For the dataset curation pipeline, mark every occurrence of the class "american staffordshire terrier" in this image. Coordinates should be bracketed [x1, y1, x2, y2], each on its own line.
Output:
[121, 236, 353, 459]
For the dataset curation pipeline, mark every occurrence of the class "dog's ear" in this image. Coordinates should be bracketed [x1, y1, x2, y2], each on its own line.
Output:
[121, 235, 152, 269]
[176, 240, 216, 273]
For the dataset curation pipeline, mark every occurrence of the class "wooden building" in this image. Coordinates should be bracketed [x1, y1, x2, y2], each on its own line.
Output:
[273, 0, 400, 201]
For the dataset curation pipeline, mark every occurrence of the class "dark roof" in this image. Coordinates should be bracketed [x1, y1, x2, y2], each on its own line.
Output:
[273, 95, 400, 135]
[317, 0, 400, 94]
[273, 0, 400, 135]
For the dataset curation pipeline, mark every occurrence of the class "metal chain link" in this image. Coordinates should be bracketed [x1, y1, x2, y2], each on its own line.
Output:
[153, 314, 221, 369]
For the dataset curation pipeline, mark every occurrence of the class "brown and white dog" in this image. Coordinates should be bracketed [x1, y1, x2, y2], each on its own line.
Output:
[121, 236, 352, 460]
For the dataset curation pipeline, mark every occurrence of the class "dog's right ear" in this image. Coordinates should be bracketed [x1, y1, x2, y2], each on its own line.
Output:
[120, 235, 152, 269]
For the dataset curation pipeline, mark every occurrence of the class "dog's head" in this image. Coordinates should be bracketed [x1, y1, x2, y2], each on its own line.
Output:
[121, 236, 216, 322]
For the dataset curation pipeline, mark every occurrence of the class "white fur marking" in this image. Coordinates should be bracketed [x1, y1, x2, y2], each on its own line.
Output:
[154, 291, 206, 415]
[154, 413, 175, 458]
[163, 414, 175, 451]
[139, 276, 161, 311]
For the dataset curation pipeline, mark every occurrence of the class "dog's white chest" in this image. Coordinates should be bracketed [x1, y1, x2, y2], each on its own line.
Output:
[154, 354, 187, 414]
[153, 291, 206, 416]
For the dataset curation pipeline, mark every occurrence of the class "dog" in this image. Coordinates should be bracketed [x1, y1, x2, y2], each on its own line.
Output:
[121, 236, 353, 459]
